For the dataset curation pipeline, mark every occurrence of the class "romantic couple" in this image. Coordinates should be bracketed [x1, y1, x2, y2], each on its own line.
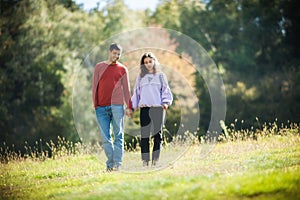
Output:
[92, 43, 173, 172]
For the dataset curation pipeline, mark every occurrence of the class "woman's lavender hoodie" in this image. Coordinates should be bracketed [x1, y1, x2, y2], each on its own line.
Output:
[131, 72, 173, 110]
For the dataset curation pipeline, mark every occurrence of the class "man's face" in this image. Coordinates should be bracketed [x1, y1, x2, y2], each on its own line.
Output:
[109, 49, 121, 63]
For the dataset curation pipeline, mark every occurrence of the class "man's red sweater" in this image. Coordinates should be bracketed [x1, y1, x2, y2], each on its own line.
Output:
[92, 62, 132, 109]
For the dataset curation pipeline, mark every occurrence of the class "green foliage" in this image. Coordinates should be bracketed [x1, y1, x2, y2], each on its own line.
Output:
[152, 0, 182, 29]
[0, 0, 66, 149]
[152, 0, 300, 130]
[1, 0, 300, 154]
[0, 0, 99, 151]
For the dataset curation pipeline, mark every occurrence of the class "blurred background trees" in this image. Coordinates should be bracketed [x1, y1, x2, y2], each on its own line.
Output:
[1, 0, 299, 152]
[152, 0, 300, 130]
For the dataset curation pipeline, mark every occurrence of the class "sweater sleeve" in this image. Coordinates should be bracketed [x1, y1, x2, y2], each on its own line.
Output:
[131, 75, 140, 110]
[92, 65, 99, 108]
[122, 68, 133, 110]
[160, 73, 173, 105]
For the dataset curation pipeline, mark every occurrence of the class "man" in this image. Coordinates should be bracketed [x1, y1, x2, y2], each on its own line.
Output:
[92, 43, 133, 171]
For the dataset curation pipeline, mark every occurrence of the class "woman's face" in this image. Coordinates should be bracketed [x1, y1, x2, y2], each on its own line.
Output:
[143, 57, 155, 72]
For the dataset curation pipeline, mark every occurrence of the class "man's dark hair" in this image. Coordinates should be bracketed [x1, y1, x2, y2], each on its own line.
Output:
[110, 43, 122, 52]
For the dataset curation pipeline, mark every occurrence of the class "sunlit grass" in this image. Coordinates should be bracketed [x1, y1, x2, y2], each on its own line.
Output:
[0, 122, 299, 199]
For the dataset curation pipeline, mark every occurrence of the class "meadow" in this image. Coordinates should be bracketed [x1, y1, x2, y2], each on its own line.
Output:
[1, 123, 299, 200]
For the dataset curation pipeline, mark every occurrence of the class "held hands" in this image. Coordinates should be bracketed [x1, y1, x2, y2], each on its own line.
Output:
[125, 108, 134, 118]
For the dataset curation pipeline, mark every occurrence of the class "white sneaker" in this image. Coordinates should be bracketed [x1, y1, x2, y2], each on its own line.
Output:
[143, 160, 149, 167]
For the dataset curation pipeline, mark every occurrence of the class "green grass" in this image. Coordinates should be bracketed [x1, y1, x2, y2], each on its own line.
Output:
[1, 132, 300, 200]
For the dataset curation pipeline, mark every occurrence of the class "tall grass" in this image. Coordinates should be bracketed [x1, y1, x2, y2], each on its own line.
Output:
[0, 121, 299, 200]
[219, 119, 299, 142]
[1, 121, 299, 163]
[0, 136, 100, 163]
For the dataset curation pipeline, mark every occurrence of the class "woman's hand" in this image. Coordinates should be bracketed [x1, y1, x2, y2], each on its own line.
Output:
[162, 104, 169, 110]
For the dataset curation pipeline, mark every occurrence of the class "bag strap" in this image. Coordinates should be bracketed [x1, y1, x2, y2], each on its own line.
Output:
[159, 73, 164, 93]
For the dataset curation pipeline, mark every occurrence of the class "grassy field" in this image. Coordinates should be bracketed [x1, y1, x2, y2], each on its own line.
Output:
[1, 127, 300, 200]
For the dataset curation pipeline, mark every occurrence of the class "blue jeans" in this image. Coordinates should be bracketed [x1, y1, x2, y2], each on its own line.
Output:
[95, 105, 124, 169]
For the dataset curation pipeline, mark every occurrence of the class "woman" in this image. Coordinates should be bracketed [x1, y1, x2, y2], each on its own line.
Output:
[131, 52, 173, 166]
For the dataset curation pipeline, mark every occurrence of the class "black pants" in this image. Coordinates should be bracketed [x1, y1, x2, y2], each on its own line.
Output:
[140, 107, 165, 162]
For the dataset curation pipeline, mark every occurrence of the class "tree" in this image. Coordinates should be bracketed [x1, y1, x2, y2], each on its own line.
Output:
[0, 0, 87, 151]
[152, 0, 300, 129]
